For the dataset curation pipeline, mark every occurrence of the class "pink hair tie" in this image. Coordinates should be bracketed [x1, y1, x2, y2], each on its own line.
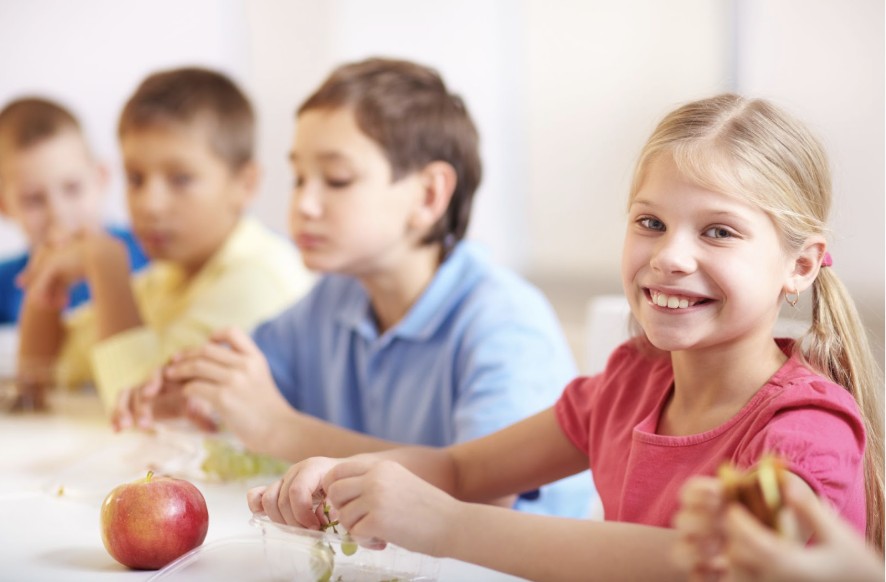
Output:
[821, 252, 833, 267]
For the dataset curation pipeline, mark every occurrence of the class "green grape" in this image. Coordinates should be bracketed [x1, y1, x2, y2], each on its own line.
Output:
[310, 540, 334, 582]
[200, 437, 289, 481]
[340, 533, 357, 556]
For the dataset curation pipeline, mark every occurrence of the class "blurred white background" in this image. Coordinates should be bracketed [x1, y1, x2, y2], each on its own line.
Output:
[0, 0, 882, 368]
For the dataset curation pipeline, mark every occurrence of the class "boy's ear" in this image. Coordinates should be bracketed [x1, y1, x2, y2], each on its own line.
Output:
[412, 161, 456, 230]
[233, 161, 260, 211]
[786, 236, 827, 294]
[95, 161, 110, 193]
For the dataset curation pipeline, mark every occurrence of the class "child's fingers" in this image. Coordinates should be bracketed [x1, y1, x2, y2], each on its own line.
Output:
[166, 356, 229, 384]
[782, 480, 857, 547]
[111, 388, 135, 431]
[259, 478, 287, 524]
[212, 327, 260, 356]
[182, 380, 223, 409]
[671, 539, 727, 580]
[196, 341, 241, 367]
[679, 476, 724, 510]
[321, 458, 376, 493]
[247, 486, 267, 514]
[184, 396, 219, 431]
[723, 504, 782, 572]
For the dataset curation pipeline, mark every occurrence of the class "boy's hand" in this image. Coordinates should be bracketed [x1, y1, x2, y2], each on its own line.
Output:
[17, 230, 86, 309]
[165, 327, 292, 453]
[112, 369, 219, 432]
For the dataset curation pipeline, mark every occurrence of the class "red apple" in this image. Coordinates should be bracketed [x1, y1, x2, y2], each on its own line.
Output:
[100, 470, 209, 570]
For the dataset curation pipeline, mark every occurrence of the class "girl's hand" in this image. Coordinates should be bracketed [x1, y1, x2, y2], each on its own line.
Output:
[724, 479, 882, 582]
[111, 369, 216, 432]
[248, 456, 343, 528]
[321, 458, 462, 557]
[671, 476, 728, 581]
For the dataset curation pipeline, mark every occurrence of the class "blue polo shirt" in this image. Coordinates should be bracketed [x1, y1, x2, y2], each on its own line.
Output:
[0, 226, 149, 324]
[253, 241, 594, 518]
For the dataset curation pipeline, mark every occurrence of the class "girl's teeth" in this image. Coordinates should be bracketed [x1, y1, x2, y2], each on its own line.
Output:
[652, 291, 697, 309]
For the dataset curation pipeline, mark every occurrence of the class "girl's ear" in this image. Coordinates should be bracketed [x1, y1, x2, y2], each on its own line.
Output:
[787, 236, 827, 294]
[411, 161, 457, 231]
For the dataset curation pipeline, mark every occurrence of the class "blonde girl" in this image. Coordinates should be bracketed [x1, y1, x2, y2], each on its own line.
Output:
[247, 94, 883, 581]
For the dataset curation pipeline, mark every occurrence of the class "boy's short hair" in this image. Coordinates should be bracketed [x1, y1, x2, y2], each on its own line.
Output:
[118, 67, 255, 171]
[0, 97, 82, 157]
[298, 57, 482, 250]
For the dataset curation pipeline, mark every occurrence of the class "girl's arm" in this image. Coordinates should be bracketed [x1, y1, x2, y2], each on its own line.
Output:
[443, 500, 679, 581]
[250, 407, 589, 526]
[360, 407, 589, 502]
[254, 449, 679, 582]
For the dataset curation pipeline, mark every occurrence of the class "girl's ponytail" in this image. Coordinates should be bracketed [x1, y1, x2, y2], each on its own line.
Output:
[802, 267, 884, 551]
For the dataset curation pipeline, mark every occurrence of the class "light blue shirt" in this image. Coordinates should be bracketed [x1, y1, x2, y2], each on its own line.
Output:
[254, 241, 594, 517]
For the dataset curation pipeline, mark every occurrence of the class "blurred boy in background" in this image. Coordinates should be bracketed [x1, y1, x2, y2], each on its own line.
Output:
[17, 67, 312, 410]
[116, 58, 593, 519]
[0, 97, 149, 324]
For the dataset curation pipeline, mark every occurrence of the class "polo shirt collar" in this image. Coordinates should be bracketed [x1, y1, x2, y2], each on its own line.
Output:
[336, 242, 485, 343]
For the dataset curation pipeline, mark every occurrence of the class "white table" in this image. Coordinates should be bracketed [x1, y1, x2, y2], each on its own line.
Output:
[0, 390, 526, 581]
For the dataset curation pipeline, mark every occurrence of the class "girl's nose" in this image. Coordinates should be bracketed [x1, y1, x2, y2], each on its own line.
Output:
[650, 234, 697, 274]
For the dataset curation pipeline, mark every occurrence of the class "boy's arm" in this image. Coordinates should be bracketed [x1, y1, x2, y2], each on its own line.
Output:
[17, 294, 64, 392]
[82, 233, 142, 340]
[16, 232, 138, 393]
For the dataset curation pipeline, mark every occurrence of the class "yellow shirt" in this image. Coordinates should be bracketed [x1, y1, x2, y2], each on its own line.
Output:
[58, 216, 313, 411]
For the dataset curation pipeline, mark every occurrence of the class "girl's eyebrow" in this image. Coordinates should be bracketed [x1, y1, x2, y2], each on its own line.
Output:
[629, 198, 655, 208]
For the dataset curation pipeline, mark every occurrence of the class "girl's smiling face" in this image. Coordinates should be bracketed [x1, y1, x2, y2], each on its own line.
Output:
[621, 153, 796, 354]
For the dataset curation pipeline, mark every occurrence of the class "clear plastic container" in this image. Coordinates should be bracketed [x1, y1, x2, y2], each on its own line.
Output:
[149, 515, 440, 581]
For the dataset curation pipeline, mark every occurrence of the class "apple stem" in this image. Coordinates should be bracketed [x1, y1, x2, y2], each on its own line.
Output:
[146, 470, 154, 483]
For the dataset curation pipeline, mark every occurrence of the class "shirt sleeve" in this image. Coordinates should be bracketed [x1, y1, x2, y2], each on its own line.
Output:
[738, 396, 866, 512]
[251, 301, 306, 409]
[87, 259, 303, 412]
[554, 376, 598, 455]
[451, 317, 578, 444]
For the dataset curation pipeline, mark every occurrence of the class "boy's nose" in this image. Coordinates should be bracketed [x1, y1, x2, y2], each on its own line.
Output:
[132, 179, 169, 214]
[46, 193, 78, 232]
[293, 185, 322, 218]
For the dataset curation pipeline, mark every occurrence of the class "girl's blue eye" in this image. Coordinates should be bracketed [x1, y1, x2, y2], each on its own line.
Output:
[704, 226, 734, 239]
[638, 217, 665, 231]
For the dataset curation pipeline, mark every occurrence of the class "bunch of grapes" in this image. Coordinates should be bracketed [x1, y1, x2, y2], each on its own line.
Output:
[199, 437, 289, 481]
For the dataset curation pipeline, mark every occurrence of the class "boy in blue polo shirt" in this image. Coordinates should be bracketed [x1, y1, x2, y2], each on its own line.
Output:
[0, 97, 148, 323]
[114, 58, 593, 518]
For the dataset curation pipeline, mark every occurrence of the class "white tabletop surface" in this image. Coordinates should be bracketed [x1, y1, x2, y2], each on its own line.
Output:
[0, 390, 527, 582]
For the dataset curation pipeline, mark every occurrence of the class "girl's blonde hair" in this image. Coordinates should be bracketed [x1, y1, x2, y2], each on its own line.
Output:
[630, 94, 884, 550]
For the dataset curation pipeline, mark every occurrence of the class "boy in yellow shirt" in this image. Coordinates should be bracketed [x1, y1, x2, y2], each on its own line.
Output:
[18, 67, 313, 411]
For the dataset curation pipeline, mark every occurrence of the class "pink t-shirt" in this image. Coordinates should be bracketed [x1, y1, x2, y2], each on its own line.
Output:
[555, 339, 866, 533]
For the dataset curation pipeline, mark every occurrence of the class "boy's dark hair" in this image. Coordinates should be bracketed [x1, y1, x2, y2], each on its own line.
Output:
[298, 57, 482, 252]
[118, 67, 254, 171]
[0, 97, 82, 155]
